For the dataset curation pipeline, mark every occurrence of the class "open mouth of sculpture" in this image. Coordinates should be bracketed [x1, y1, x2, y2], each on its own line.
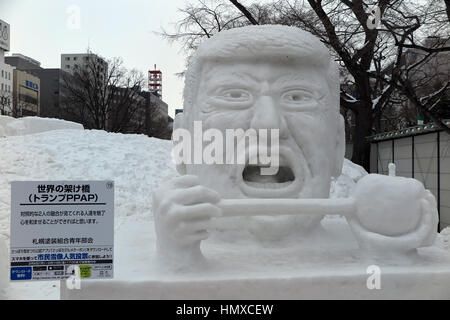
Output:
[237, 147, 306, 198]
[242, 164, 295, 189]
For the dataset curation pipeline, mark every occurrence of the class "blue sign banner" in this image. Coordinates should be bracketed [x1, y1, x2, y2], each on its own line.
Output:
[25, 80, 39, 90]
[11, 267, 32, 280]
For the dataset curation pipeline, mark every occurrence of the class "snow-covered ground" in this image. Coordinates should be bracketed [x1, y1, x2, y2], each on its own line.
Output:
[1, 116, 449, 299]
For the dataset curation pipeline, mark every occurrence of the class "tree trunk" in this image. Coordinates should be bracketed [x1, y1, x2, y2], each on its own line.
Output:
[351, 106, 373, 172]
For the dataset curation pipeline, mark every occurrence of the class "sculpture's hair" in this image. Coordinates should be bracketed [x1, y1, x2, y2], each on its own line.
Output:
[182, 25, 339, 117]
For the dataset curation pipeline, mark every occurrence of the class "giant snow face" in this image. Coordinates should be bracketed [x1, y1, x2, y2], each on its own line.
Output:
[157, 26, 437, 261]
[184, 59, 341, 203]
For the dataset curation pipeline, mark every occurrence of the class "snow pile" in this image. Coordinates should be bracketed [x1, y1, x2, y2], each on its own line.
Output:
[0, 115, 83, 137]
[330, 158, 368, 198]
[0, 130, 174, 238]
[437, 227, 450, 251]
[0, 129, 174, 299]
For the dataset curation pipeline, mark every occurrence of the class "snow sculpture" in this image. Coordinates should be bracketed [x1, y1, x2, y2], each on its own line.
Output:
[153, 25, 438, 268]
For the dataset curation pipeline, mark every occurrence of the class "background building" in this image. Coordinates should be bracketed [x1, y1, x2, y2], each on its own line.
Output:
[0, 19, 13, 116]
[6, 54, 42, 117]
[6, 53, 82, 122]
[12, 69, 40, 117]
[5, 53, 41, 70]
[139, 90, 169, 138]
[168, 116, 173, 130]
[23, 68, 77, 121]
[61, 53, 108, 78]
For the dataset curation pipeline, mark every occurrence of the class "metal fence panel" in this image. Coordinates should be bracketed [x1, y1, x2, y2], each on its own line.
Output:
[394, 137, 412, 178]
[377, 141, 391, 175]
[439, 132, 450, 230]
[370, 131, 450, 231]
[414, 133, 438, 191]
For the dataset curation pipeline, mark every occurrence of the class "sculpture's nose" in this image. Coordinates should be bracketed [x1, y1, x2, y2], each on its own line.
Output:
[251, 95, 288, 139]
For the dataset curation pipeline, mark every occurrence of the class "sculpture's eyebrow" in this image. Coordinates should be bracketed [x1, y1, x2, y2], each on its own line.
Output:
[272, 75, 321, 91]
[203, 71, 259, 89]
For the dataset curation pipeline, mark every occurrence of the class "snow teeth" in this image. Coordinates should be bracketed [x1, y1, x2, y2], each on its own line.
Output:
[245, 181, 293, 189]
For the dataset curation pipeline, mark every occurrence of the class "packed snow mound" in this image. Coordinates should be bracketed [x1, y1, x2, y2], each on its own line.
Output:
[341, 158, 368, 182]
[330, 159, 368, 199]
[438, 227, 450, 250]
[0, 129, 174, 298]
[0, 129, 174, 240]
[0, 115, 83, 137]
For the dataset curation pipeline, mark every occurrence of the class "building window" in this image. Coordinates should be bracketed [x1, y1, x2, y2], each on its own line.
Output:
[74, 57, 78, 61]
[65, 57, 70, 61]
[66, 65, 70, 69]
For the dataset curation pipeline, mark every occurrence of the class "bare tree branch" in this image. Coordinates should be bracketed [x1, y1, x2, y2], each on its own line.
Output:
[229, 0, 259, 25]
[160, 0, 450, 170]
[61, 52, 147, 134]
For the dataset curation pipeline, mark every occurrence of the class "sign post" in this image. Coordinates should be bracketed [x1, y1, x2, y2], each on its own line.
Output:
[0, 19, 10, 52]
[10, 181, 114, 281]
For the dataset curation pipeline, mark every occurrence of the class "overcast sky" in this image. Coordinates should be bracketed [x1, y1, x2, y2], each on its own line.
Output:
[0, 0, 191, 117]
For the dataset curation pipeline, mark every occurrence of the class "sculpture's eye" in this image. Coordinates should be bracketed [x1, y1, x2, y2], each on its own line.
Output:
[218, 89, 252, 102]
[281, 89, 316, 110]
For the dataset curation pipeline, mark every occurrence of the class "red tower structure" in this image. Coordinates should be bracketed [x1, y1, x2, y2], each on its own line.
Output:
[148, 65, 162, 99]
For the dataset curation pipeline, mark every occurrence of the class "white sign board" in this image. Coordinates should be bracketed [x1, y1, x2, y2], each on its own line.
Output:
[0, 19, 10, 52]
[10, 181, 114, 281]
